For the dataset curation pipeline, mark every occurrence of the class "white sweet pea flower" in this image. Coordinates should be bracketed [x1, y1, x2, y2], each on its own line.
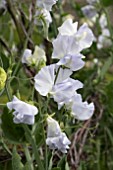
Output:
[36, 0, 58, 11]
[0, 0, 6, 9]
[34, 64, 73, 96]
[52, 19, 94, 70]
[75, 23, 94, 51]
[58, 18, 78, 36]
[57, 54, 85, 71]
[52, 35, 87, 71]
[81, 5, 98, 19]
[99, 13, 107, 29]
[52, 35, 79, 59]
[34, 64, 56, 96]
[65, 93, 94, 120]
[22, 49, 32, 64]
[97, 28, 112, 49]
[35, 9, 52, 27]
[7, 96, 38, 125]
[22, 46, 46, 68]
[52, 78, 83, 104]
[34, 64, 83, 106]
[57, 19, 94, 49]
[46, 117, 71, 153]
[86, 0, 99, 5]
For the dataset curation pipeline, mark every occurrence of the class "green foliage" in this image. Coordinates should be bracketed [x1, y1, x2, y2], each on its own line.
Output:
[12, 146, 24, 170]
[1, 107, 25, 143]
[101, 0, 113, 6]
[104, 81, 113, 114]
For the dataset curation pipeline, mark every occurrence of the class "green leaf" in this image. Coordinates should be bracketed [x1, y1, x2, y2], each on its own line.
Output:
[100, 57, 112, 79]
[65, 162, 70, 170]
[34, 123, 44, 147]
[104, 81, 113, 114]
[1, 107, 25, 143]
[106, 127, 113, 145]
[101, 0, 113, 6]
[0, 53, 9, 70]
[23, 163, 31, 170]
[57, 155, 66, 170]
[12, 146, 24, 170]
[52, 168, 61, 170]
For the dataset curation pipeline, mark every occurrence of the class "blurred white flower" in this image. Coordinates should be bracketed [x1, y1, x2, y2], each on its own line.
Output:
[81, 5, 98, 19]
[22, 45, 46, 68]
[99, 13, 107, 29]
[46, 117, 71, 153]
[97, 28, 112, 49]
[97, 35, 112, 49]
[7, 96, 38, 125]
[35, 9, 52, 27]
[36, 0, 58, 11]
[0, 0, 6, 9]
[86, 0, 99, 5]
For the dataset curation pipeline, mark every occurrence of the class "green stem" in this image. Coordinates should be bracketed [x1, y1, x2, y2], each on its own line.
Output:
[0, 103, 6, 106]
[23, 125, 44, 170]
[23, 144, 34, 170]
[42, 124, 48, 170]
[38, 101, 48, 170]
[5, 79, 12, 101]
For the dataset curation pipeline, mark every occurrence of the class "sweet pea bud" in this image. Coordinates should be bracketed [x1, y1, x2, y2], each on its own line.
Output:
[0, 67, 7, 90]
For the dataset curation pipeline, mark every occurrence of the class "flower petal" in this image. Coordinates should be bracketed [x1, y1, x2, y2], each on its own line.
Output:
[57, 54, 85, 71]
[34, 64, 55, 96]
[58, 18, 78, 36]
[71, 94, 94, 120]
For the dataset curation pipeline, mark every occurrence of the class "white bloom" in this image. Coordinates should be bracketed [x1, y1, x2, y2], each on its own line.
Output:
[36, 0, 58, 11]
[52, 78, 83, 104]
[86, 0, 99, 5]
[97, 28, 112, 49]
[81, 5, 98, 19]
[34, 64, 83, 105]
[52, 35, 79, 59]
[65, 93, 94, 120]
[57, 54, 85, 71]
[99, 13, 107, 29]
[52, 35, 86, 71]
[52, 19, 94, 70]
[35, 9, 52, 27]
[7, 96, 38, 125]
[75, 23, 94, 51]
[0, 0, 6, 9]
[22, 49, 32, 64]
[97, 35, 112, 49]
[34, 64, 56, 96]
[22, 45, 46, 67]
[46, 117, 71, 153]
[57, 19, 94, 49]
[58, 18, 78, 36]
